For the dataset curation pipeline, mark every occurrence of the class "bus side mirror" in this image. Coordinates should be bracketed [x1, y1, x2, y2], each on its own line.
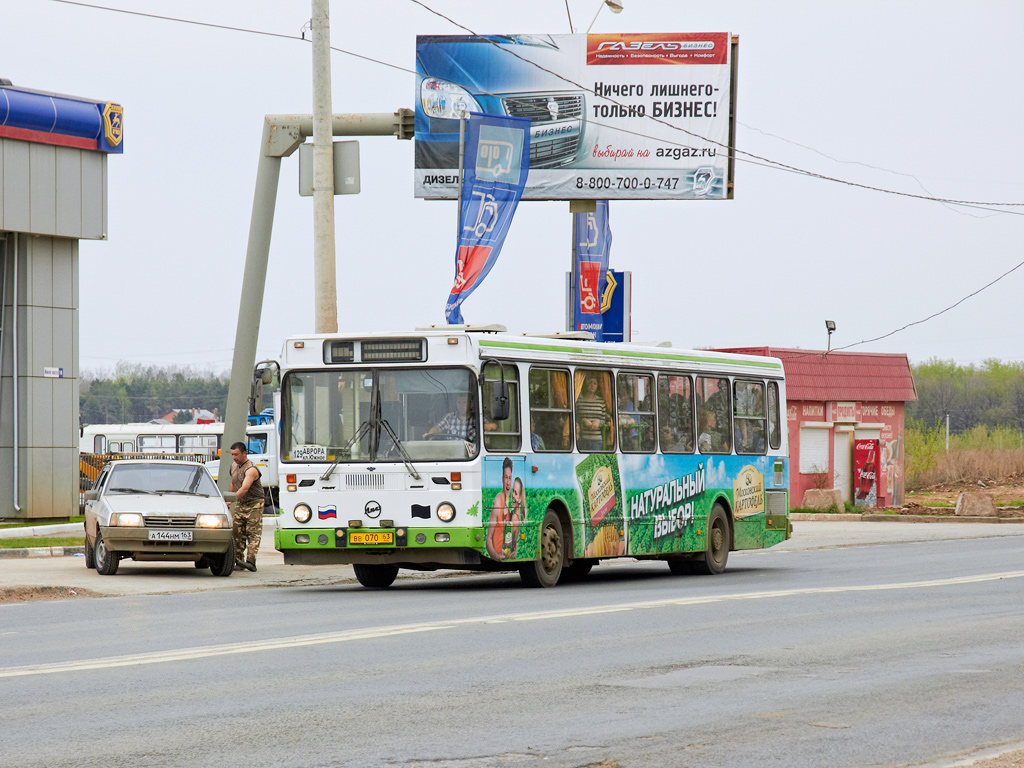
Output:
[249, 364, 277, 417]
[249, 377, 264, 417]
[489, 380, 510, 422]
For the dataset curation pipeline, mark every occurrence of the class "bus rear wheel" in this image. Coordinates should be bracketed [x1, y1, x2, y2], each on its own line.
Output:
[520, 509, 564, 588]
[353, 563, 399, 589]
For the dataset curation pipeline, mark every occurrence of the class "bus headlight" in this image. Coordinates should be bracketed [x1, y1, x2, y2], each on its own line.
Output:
[293, 503, 312, 524]
[436, 502, 456, 523]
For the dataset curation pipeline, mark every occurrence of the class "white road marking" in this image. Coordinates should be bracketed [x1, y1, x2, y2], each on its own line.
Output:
[3, 570, 1022, 679]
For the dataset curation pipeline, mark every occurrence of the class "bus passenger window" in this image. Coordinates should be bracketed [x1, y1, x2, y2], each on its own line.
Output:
[617, 373, 656, 453]
[696, 377, 732, 454]
[657, 375, 694, 454]
[482, 362, 521, 452]
[528, 368, 573, 452]
[733, 380, 767, 455]
[574, 369, 615, 452]
[94, 435, 107, 454]
[767, 381, 782, 450]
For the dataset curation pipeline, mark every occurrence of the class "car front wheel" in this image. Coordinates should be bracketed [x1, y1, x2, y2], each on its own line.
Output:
[94, 533, 119, 576]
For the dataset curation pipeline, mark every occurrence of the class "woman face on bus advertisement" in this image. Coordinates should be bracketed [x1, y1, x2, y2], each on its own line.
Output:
[511, 477, 525, 516]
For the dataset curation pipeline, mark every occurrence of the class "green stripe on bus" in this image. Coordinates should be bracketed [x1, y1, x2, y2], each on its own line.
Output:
[478, 339, 783, 370]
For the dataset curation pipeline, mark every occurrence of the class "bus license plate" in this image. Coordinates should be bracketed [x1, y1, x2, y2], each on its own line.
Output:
[149, 530, 192, 542]
[349, 531, 393, 545]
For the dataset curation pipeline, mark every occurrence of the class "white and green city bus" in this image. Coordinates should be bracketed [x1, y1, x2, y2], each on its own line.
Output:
[264, 326, 791, 588]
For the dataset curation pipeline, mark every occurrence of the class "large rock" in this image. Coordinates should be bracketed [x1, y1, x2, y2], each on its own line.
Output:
[954, 492, 996, 516]
[801, 488, 843, 510]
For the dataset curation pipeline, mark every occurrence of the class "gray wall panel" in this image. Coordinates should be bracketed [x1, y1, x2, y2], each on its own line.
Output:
[29, 305, 53, 380]
[55, 147, 83, 236]
[0, 448, 12, 518]
[28, 236, 54, 307]
[26, 447, 53, 517]
[29, 144, 57, 235]
[3, 141, 31, 232]
[81, 152, 105, 239]
[52, 238, 74, 309]
[30, 376, 54, 448]
[53, 308, 73, 384]
[52, 377, 74, 448]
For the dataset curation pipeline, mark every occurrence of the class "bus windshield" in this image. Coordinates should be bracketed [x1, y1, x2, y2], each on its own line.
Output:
[282, 367, 479, 463]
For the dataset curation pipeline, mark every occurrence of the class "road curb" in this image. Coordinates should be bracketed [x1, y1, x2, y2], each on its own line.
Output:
[0, 546, 86, 558]
[790, 513, 1024, 524]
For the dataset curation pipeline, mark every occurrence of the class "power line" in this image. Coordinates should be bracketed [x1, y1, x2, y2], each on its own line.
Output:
[48, 0, 302, 42]
[46, 0, 1024, 211]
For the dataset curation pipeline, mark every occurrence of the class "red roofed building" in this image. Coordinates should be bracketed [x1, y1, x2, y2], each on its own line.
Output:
[715, 348, 917, 508]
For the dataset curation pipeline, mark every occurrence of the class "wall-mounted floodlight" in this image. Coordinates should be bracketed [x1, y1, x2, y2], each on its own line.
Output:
[825, 320, 836, 351]
[587, 0, 625, 33]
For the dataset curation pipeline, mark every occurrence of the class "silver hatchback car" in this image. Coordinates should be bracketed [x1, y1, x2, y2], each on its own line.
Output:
[83, 459, 235, 576]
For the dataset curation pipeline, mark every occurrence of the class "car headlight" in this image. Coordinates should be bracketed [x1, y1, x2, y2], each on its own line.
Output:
[293, 503, 312, 524]
[436, 502, 456, 523]
[196, 514, 229, 529]
[420, 78, 481, 119]
[110, 512, 144, 527]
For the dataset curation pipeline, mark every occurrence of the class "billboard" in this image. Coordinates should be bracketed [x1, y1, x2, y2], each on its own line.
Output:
[415, 33, 736, 201]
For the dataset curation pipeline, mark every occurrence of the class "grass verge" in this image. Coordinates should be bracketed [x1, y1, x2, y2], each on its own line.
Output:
[0, 537, 85, 549]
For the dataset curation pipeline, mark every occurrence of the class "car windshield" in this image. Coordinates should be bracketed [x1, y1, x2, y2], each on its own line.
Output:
[107, 464, 219, 496]
[282, 367, 479, 463]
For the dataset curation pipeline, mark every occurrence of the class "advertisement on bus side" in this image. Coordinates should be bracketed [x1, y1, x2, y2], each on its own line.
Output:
[482, 452, 783, 562]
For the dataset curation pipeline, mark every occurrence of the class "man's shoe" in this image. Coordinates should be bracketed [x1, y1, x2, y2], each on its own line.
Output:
[244, 560, 257, 572]
[234, 560, 246, 571]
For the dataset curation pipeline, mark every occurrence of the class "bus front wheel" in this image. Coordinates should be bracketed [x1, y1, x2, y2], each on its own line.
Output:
[520, 509, 564, 588]
[353, 563, 399, 589]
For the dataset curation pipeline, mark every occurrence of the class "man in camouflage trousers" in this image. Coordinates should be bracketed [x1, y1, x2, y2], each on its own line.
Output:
[229, 442, 264, 572]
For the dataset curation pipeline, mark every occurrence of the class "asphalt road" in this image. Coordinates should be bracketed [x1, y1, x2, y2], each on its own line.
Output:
[2, 525, 1023, 768]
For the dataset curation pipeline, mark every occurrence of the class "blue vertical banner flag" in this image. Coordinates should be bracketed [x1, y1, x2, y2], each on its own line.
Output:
[573, 201, 613, 340]
[445, 112, 531, 325]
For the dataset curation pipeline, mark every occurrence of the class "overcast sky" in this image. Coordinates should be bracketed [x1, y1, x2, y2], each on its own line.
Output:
[5, 0, 1024, 373]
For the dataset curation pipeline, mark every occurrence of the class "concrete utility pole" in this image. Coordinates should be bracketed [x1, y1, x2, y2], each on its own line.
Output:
[312, 0, 337, 334]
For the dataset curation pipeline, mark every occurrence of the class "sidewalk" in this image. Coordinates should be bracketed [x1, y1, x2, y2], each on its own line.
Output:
[2, 519, 1023, 600]
[0, 522, 359, 598]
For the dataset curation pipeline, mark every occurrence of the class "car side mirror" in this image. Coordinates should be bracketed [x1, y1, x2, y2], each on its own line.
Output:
[222, 491, 237, 503]
[489, 380, 510, 422]
[84, 490, 99, 502]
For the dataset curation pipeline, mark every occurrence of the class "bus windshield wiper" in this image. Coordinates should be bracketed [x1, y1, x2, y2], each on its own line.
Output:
[379, 419, 421, 480]
[321, 420, 373, 481]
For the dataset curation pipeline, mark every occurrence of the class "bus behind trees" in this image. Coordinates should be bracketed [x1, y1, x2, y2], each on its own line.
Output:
[267, 327, 791, 588]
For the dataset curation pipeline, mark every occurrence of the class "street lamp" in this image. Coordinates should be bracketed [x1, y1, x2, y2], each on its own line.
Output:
[825, 320, 836, 351]
[587, 0, 625, 33]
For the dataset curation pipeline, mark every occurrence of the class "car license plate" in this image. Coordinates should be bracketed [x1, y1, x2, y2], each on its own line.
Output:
[148, 530, 193, 542]
[349, 530, 393, 545]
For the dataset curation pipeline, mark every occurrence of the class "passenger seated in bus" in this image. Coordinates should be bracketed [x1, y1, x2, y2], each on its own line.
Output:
[423, 393, 478, 442]
[531, 412, 569, 452]
[698, 411, 730, 453]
